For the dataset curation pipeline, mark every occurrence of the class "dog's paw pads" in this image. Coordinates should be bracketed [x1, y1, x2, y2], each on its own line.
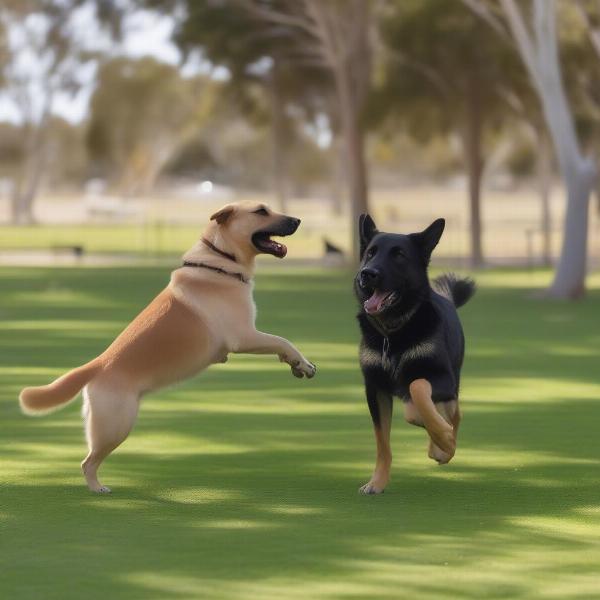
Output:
[290, 358, 316, 379]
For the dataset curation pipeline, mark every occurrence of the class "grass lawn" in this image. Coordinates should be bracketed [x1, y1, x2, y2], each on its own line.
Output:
[2, 266, 600, 599]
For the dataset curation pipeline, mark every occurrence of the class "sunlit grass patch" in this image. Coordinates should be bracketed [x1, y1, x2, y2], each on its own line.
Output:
[1, 265, 600, 599]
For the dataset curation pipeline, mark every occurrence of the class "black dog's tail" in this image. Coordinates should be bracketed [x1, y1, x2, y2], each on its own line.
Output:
[433, 273, 476, 308]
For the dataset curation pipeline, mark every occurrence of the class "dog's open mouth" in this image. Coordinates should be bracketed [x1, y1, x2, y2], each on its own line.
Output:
[252, 232, 289, 258]
[252, 217, 300, 258]
[364, 290, 398, 315]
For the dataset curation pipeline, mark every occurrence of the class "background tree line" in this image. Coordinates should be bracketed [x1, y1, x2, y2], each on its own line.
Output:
[2, 0, 600, 298]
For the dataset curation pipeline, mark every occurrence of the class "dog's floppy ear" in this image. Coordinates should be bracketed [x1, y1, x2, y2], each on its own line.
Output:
[359, 214, 378, 258]
[210, 205, 235, 225]
[411, 218, 445, 263]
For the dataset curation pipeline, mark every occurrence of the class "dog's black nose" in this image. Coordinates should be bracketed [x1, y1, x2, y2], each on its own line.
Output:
[360, 268, 380, 288]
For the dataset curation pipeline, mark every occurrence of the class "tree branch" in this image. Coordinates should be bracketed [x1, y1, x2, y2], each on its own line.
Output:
[461, 0, 512, 43]
[574, 0, 600, 61]
[499, 0, 542, 91]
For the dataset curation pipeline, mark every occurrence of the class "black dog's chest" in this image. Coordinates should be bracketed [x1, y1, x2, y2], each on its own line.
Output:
[359, 311, 461, 402]
[378, 336, 432, 376]
[362, 334, 425, 376]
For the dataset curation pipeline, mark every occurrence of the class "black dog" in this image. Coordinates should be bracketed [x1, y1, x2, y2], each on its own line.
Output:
[354, 214, 475, 494]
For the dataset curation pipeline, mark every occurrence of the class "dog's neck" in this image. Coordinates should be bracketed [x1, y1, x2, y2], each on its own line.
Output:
[182, 226, 256, 280]
[366, 297, 426, 338]
[201, 237, 237, 263]
[367, 308, 415, 338]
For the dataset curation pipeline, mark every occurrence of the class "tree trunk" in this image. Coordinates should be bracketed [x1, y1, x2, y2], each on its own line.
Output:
[268, 70, 289, 214]
[9, 117, 50, 224]
[344, 115, 369, 263]
[497, 0, 597, 298]
[546, 165, 594, 298]
[329, 133, 345, 216]
[540, 80, 596, 297]
[10, 154, 44, 225]
[536, 131, 553, 266]
[462, 78, 484, 268]
[337, 72, 369, 263]
[11, 190, 36, 224]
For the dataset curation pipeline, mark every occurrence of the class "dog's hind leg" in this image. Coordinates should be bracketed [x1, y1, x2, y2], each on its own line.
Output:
[409, 379, 455, 459]
[428, 400, 460, 464]
[359, 384, 393, 495]
[81, 378, 140, 493]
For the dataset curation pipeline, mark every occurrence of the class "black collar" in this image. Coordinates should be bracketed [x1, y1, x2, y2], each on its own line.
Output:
[182, 261, 249, 284]
[202, 238, 237, 263]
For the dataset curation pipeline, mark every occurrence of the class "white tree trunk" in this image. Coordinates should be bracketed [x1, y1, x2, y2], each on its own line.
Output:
[536, 131, 553, 266]
[500, 0, 597, 298]
[548, 164, 594, 297]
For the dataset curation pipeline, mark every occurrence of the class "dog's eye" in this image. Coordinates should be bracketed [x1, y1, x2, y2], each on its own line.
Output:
[253, 208, 269, 216]
[392, 247, 406, 259]
[366, 246, 377, 259]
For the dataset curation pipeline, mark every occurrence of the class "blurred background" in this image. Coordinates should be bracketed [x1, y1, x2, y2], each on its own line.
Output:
[2, 0, 600, 294]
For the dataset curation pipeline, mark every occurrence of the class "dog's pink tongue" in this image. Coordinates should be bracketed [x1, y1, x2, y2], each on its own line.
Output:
[364, 290, 390, 314]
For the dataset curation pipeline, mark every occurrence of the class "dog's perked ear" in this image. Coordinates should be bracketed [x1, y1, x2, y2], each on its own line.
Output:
[410, 218, 445, 263]
[210, 205, 235, 225]
[359, 214, 378, 258]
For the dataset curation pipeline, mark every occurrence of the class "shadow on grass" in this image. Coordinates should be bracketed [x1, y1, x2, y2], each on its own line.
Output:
[2, 267, 600, 599]
[3, 394, 600, 600]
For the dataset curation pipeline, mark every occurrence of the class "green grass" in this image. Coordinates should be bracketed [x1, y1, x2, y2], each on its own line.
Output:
[0, 223, 347, 260]
[2, 266, 600, 599]
[0, 224, 201, 257]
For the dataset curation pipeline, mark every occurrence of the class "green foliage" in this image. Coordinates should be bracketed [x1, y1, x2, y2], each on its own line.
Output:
[87, 57, 220, 193]
[2, 266, 600, 598]
[176, 1, 328, 94]
[372, 0, 520, 140]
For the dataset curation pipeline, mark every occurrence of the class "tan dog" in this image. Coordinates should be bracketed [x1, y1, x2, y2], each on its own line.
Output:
[19, 202, 316, 493]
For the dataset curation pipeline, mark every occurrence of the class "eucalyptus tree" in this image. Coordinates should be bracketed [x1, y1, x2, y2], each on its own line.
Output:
[87, 57, 217, 195]
[171, 1, 334, 213]
[464, 0, 597, 298]
[0, 0, 118, 223]
[375, 0, 522, 267]
[169, 0, 374, 260]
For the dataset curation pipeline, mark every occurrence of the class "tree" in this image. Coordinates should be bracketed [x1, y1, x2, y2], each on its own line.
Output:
[375, 0, 522, 267]
[171, 0, 374, 260]
[87, 57, 216, 195]
[0, 0, 114, 223]
[247, 0, 374, 261]
[464, 0, 597, 298]
[172, 2, 328, 213]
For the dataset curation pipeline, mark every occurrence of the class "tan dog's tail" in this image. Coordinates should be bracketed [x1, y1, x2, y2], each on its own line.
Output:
[19, 359, 102, 415]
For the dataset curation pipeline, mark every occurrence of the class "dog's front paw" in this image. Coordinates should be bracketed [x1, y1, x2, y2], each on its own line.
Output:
[291, 357, 316, 379]
[359, 481, 385, 495]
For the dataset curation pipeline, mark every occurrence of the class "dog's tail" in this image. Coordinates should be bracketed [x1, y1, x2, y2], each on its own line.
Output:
[19, 359, 102, 415]
[433, 273, 476, 308]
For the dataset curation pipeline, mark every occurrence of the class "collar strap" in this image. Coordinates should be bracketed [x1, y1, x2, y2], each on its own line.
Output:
[182, 261, 249, 284]
[202, 238, 237, 263]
